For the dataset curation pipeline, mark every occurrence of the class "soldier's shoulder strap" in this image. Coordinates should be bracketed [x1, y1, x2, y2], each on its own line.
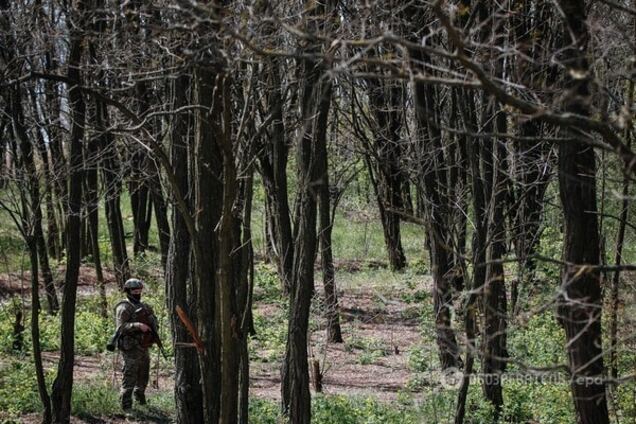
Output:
[114, 299, 135, 315]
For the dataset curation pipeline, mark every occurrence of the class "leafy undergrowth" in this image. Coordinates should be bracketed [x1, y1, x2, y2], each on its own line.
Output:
[1, 258, 636, 423]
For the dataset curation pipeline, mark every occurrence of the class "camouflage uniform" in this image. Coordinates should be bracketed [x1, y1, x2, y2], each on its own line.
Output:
[115, 299, 158, 410]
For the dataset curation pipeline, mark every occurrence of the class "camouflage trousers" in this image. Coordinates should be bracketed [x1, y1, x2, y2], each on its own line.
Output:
[120, 347, 150, 409]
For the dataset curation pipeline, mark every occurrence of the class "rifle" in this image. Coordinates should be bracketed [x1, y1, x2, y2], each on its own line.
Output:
[149, 325, 168, 360]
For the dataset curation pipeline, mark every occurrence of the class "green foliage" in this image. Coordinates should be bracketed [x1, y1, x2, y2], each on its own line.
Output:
[314, 394, 436, 424]
[248, 398, 282, 424]
[536, 225, 562, 282]
[508, 311, 566, 368]
[503, 311, 574, 423]
[502, 381, 573, 424]
[250, 304, 288, 363]
[254, 263, 284, 302]
[410, 258, 429, 275]
[72, 379, 174, 421]
[247, 395, 429, 424]
[0, 357, 174, 422]
[343, 334, 390, 365]
[0, 359, 51, 417]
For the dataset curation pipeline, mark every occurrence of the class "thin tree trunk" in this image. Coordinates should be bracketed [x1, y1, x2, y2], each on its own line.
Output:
[88, 9, 130, 287]
[257, 56, 294, 293]
[7, 69, 53, 421]
[150, 163, 171, 269]
[315, 80, 343, 344]
[29, 88, 61, 260]
[27, 235, 53, 424]
[10, 87, 60, 316]
[481, 13, 509, 418]
[408, 15, 461, 368]
[96, 102, 130, 287]
[51, 5, 86, 419]
[85, 168, 108, 318]
[281, 5, 331, 418]
[366, 77, 407, 271]
[482, 108, 508, 419]
[238, 170, 255, 424]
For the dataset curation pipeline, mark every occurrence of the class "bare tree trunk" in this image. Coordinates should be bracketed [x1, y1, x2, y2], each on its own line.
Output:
[257, 55, 294, 293]
[10, 86, 59, 316]
[510, 0, 555, 314]
[609, 21, 635, 381]
[217, 74, 240, 424]
[43, 53, 68, 261]
[27, 235, 52, 424]
[408, 14, 461, 369]
[130, 162, 150, 256]
[366, 78, 407, 271]
[482, 108, 508, 419]
[193, 63, 222, 424]
[51, 4, 86, 419]
[238, 171, 255, 424]
[97, 103, 130, 287]
[481, 12, 509, 417]
[6, 68, 53, 421]
[314, 80, 343, 344]
[150, 163, 171, 269]
[556, 2, 609, 423]
[281, 5, 332, 419]
[166, 73, 204, 424]
[86, 161, 108, 318]
[29, 88, 62, 261]
[281, 131, 317, 424]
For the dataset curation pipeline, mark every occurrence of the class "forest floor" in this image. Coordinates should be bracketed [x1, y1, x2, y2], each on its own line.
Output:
[0, 261, 432, 423]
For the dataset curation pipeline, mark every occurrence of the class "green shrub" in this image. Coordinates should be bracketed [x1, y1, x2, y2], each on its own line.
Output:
[0, 359, 50, 417]
[254, 263, 284, 302]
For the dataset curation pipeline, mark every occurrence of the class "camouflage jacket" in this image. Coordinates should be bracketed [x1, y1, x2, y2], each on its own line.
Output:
[114, 299, 158, 350]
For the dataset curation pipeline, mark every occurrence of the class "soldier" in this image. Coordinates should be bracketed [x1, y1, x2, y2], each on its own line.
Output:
[114, 278, 158, 411]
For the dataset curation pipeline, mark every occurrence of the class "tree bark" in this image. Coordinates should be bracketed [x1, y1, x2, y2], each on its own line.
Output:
[482, 108, 508, 419]
[29, 88, 62, 261]
[217, 74, 240, 424]
[257, 56, 294, 293]
[481, 11, 508, 418]
[89, 0, 130, 287]
[407, 13, 461, 369]
[166, 73, 204, 424]
[314, 80, 343, 344]
[366, 78, 407, 271]
[150, 162, 171, 269]
[281, 4, 332, 420]
[193, 63, 223, 424]
[238, 171, 255, 424]
[51, 4, 86, 419]
[27, 234, 52, 424]
[10, 89, 60, 316]
[96, 100, 130, 287]
[556, 1, 609, 422]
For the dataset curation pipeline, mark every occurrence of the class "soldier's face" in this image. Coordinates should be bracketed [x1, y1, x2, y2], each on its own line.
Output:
[130, 288, 143, 297]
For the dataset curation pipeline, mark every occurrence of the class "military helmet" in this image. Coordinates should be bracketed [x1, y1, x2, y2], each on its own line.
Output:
[124, 278, 144, 290]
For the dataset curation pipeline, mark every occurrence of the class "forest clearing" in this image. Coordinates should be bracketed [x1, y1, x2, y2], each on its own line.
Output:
[1, 0, 635, 423]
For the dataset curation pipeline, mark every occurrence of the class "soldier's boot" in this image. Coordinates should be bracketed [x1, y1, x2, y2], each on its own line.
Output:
[134, 389, 147, 406]
[120, 390, 133, 411]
